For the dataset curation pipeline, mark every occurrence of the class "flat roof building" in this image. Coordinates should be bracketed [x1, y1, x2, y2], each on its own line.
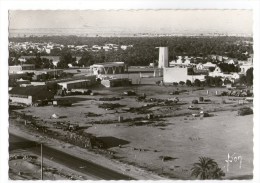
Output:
[9, 64, 35, 74]
[90, 62, 127, 75]
[58, 79, 91, 90]
[163, 67, 205, 83]
[9, 85, 54, 105]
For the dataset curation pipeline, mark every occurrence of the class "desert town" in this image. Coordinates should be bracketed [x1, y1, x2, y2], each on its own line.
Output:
[8, 38, 254, 180]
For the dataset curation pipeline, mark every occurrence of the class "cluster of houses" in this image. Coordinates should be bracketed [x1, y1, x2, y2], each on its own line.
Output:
[156, 47, 253, 84]
[8, 44, 254, 106]
[9, 41, 64, 54]
[9, 41, 134, 55]
[77, 43, 133, 52]
[169, 54, 253, 68]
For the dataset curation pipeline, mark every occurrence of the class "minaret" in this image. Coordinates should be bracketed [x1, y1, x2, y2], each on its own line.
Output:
[158, 47, 169, 68]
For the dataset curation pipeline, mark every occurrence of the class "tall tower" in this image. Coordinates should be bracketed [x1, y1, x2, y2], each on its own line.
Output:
[158, 47, 169, 68]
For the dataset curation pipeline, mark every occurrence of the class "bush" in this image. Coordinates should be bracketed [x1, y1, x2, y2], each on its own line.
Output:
[238, 107, 253, 116]
[199, 97, 204, 102]
[186, 79, 192, 87]
[192, 100, 199, 104]
[179, 81, 185, 86]
[194, 79, 201, 87]
[173, 82, 178, 87]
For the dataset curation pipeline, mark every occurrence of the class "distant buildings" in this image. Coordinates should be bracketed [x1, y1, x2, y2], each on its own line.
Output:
[209, 55, 223, 62]
[169, 56, 194, 67]
[160, 45, 253, 84]
[32, 69, 64, 81]
[9, 41, 133, 55]
[203, 62, 216, 69]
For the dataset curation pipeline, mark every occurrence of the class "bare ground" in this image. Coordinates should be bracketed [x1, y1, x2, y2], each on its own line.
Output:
[9, 85, 253, 179]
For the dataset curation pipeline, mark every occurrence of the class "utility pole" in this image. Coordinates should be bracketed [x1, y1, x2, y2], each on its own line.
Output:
[54, 65, 56, 79]
[41, 143, 43, 180]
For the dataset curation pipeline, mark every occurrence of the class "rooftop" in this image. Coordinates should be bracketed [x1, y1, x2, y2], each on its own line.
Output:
[9, 85, 54, 100]
[9, 64, 35, 67]
[91, 62, 125, 67]
[58, 79, 89, 84]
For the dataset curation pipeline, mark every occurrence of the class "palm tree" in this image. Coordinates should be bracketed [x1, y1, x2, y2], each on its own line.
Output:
[211, 167, 225, 179]
[191, 157, 225, 180]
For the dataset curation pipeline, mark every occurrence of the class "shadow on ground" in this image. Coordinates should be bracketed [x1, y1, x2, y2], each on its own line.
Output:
[97, 136, 129, 149]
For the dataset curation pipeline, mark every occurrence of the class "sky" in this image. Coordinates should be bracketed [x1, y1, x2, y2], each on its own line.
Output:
[9, 10, 253, 36]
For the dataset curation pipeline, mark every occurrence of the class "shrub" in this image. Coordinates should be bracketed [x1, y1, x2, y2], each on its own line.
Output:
[192, 100, 199, 104]
[238, 107, 253, 116]
[173, 82, 178, 86]
[179, 81, 185, 86]
[194, 79, 201, 87]
[186, 79, 192, 87]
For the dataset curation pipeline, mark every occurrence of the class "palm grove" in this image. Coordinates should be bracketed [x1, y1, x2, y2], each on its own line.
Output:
[9, 36, 253, 86]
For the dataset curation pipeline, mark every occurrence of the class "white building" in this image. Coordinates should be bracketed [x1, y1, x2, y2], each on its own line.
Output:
[203, 62, 216, 69]
[92, 45, 102, 50]
[18, 58, 26, 62]
[9, 64, 35, 74]
[45, 48, 51, 54]
[163, 67, 205, 83]
[225, 59, 237, 65]
[169, 56, 192, 67]
[120, 45, 128, 50]
[196, 63, 204, 70]
[58, 79, 91, 90]
[90, 62, 127, 75]
[240, 63, 253, 74]
[209, 67, 224, 77]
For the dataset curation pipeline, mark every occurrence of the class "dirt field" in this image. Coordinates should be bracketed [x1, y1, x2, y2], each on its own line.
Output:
[10, 83, 253, 179]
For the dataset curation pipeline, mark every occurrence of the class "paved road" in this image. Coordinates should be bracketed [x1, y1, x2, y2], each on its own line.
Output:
[9, 134, 134, 180]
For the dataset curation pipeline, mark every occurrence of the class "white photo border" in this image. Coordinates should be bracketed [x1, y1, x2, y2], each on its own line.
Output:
[0, 0, 259, 183]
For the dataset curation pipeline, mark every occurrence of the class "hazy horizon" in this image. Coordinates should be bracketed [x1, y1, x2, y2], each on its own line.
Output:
[9, 10, 253, 37]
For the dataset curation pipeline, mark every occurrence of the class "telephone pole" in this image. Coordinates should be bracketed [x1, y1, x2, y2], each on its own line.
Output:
[41, 143, 43, 180]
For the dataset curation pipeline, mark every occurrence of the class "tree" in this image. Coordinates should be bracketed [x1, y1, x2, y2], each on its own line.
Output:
[186, 79, 192, 87]
[173, 82, 178, 87]
[194, 79, 201, 87]
[42, 58, 54, 69]
[46, 83, 62, 94]
[205, 76, 215, 86]
[191, 157, 225, 180]
[246, 68, 253, 86]
[78, 51, 94, 67]
[179, 81, 185, 86]
[214, 77, 223, 87]
[57, 48, 74, 69]
[218, 63, 240, 73]
[239, 75, 247, 85]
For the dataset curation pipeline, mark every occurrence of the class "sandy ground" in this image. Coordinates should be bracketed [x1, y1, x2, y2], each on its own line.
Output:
[10, 84, 253, 179]
[86, 110, 253, 179]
